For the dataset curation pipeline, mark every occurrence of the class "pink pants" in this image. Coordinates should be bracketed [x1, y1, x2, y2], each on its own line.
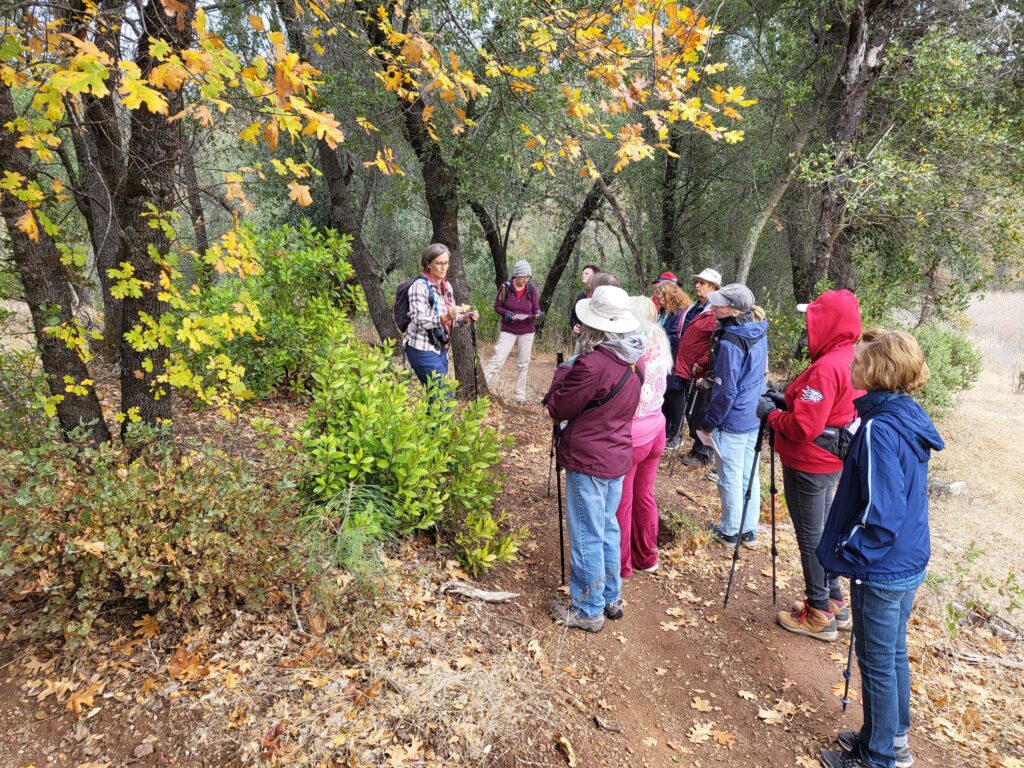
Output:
[616, 430, 666, 578]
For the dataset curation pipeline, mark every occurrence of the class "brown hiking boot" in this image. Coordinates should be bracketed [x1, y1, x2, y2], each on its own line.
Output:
[777, 599, 838, 641]
[788, 596, 852, 630]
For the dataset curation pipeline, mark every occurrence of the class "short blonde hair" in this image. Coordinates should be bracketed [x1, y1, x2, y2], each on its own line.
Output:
[653, 281, 691, 314]
[856, 331, 930, 394]
[860, 326, 888, 345]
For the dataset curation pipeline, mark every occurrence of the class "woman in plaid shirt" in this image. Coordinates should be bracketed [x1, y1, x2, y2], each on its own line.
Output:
[404, 243, 479, 390]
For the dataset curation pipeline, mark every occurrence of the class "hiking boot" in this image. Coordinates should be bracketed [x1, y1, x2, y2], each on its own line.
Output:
[706, 523, 738, 547]
[777, 599, 838, 641]
[550, 603, 604, 633]
[637, 562, 660, 574]
[604, 600, 624, 620]
[665, 436, 681, 450]
[741, 531, 758, 549]
[820, 748, 870, 768]
[837, 731, 914, 768]
[682, 453, 711, 468]
[830, 597, 853, 631]
[788, 597, 852, 630]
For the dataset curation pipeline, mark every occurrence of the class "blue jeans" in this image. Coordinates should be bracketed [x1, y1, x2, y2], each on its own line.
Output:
[564, 470, 624, 620]
[851, 570, 925, 768]
[713, 428, 760, 537]
[405, 345, 449, 390]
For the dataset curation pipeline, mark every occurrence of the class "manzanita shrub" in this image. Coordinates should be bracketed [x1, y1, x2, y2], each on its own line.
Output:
[297, 329, 523, 574]
[0, 430, 306, 643]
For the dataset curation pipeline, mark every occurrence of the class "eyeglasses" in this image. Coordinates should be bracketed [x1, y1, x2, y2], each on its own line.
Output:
[433, 261, 450, 267]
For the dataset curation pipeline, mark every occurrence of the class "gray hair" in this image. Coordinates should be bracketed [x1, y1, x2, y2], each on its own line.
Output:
[421, 243, 450, 269]
[574, 326, 628, 358]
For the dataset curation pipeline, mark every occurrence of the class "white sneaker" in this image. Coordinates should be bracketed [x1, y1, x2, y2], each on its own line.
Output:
[637, 563, 660, 574]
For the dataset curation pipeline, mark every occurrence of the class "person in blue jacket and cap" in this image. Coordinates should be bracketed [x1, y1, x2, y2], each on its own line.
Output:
[817, 330, 944, 768]
[697, 283, 768, 547]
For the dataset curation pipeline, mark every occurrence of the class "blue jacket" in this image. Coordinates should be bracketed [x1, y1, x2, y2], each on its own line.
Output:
[817, 391, 944, 581]
[700, 315, 768, 434]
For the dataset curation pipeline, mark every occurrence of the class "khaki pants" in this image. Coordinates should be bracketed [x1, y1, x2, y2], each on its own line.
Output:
[484, 331, 534, 402]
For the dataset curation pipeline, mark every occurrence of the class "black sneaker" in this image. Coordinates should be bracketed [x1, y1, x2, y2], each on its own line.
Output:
[836, 732, 914, 768]
[819, 748, 869, 768]
[604, 600, 624, 620]
[665, 436, 681, 450]
[706, 523, 738, 546]
[741, 531, 758, 549]
[682, 453, 711, 468]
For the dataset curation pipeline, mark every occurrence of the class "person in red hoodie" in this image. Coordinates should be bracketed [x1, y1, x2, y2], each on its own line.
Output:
[757, 290, 864, 641]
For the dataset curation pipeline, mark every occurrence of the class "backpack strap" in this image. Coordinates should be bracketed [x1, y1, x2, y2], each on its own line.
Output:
[581, 363, 641, 413]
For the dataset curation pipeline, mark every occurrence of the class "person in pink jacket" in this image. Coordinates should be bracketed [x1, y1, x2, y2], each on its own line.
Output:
[616, 296, 671, 578]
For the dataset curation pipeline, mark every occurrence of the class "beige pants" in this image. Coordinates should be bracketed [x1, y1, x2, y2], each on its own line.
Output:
[484, 331, 534, 402]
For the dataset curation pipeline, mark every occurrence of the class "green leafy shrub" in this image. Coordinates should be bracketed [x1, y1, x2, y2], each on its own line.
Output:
[297, 328, 523, 573]
[0, 432, 306, 643]
[912, 323, 982, 416]
[0, 349, 55, 450]
[181, 222, 362, 399]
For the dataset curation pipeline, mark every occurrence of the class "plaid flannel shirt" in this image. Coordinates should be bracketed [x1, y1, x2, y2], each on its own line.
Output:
[404, 275, 467, 352]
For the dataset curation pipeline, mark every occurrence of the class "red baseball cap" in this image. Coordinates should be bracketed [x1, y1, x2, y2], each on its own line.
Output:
[651, 271, 678, 285]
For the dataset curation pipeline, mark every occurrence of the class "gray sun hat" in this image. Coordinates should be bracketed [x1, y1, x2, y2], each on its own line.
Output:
[512, 260, 532, 278]
[575, 286, 640, 334]
[706, 283, 755, 313]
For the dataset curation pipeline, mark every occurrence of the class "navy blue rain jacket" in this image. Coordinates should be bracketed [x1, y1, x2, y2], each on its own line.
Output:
[816, 391, 944, 581]
[699, 315, 768, 434]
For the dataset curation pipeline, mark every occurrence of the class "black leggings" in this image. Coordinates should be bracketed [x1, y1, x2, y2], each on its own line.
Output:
[781, 464, 843, 611]
[663, 386, 686, 440]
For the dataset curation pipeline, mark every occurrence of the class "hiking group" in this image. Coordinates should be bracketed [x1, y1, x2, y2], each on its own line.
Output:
[395, 243, 943, 768]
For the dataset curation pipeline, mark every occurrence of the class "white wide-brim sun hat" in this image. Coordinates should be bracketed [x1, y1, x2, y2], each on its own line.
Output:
[575, 285, 641, 334]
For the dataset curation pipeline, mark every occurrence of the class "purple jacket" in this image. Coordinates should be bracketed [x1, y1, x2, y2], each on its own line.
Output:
[545, 341, 645, 479]
[494, 281, 540, 335]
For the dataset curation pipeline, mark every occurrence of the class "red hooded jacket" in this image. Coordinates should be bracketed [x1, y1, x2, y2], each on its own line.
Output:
[766, 290, 865, 474]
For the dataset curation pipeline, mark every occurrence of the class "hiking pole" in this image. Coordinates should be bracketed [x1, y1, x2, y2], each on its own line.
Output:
[668, 381, 699, 478]
[842, 630, 856, 711]
[770, 426, 778, 606]
[723, 415, 768, 608]
[546, 353, 564, 497]
[556, 446, 566, 586]
[469, 321, 480, 398]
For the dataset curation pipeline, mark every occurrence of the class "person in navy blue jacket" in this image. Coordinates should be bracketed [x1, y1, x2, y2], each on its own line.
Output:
[817, 331, 943, 768]
[696, 283, 768, 546]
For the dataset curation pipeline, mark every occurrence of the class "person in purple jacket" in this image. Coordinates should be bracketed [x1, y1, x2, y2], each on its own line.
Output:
[544, 285, 645, 632]
[484, 260, 544, 404]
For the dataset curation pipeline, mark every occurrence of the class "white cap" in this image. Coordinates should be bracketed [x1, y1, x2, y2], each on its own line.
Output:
[796, 303, 809, 313]
[692, 268, 723, 288]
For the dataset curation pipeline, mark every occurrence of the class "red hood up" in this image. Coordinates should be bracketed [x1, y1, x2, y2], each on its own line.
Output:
[806, 289, 862, 360]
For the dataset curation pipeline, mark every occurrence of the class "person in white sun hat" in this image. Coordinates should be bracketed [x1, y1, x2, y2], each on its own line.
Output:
[544, 285, 647, 633]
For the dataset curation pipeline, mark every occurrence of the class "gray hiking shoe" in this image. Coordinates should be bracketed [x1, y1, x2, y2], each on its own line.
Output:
[604, 600, 624, 620]
[837, 731, 914, 768]
[550, 603, 604, 633]
[819, 749, 869, 768]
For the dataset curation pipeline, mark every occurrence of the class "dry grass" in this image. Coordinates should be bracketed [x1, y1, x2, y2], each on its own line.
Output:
[967, 291, 1024, 378]
[906, 291, 1024, 767]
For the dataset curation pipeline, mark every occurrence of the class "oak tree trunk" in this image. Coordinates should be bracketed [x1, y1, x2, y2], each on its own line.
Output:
[0, 84, 111, 444]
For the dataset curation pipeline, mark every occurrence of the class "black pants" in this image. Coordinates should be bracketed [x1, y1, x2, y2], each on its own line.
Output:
[686, 384, 713, 462]
[781, 464, 843, 611]
[663, 386, 686, 441]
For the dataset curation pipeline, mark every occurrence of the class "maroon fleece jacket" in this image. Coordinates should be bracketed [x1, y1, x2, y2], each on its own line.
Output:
[545, 347, 643, 479]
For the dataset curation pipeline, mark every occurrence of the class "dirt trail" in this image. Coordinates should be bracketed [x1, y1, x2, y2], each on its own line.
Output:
[482, 351, 944, 768]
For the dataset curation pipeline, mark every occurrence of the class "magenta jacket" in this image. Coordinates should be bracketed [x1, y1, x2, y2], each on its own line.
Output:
[545, 340, 645, 479]
[493, 281, 541, 335]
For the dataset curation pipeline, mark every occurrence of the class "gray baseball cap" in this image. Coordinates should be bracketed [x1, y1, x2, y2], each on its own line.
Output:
[707, 283, 755, 313]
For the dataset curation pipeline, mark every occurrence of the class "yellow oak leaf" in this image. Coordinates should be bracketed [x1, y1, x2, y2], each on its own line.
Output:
[287, 181, 312, 207]
[134, 614, 160, 639]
